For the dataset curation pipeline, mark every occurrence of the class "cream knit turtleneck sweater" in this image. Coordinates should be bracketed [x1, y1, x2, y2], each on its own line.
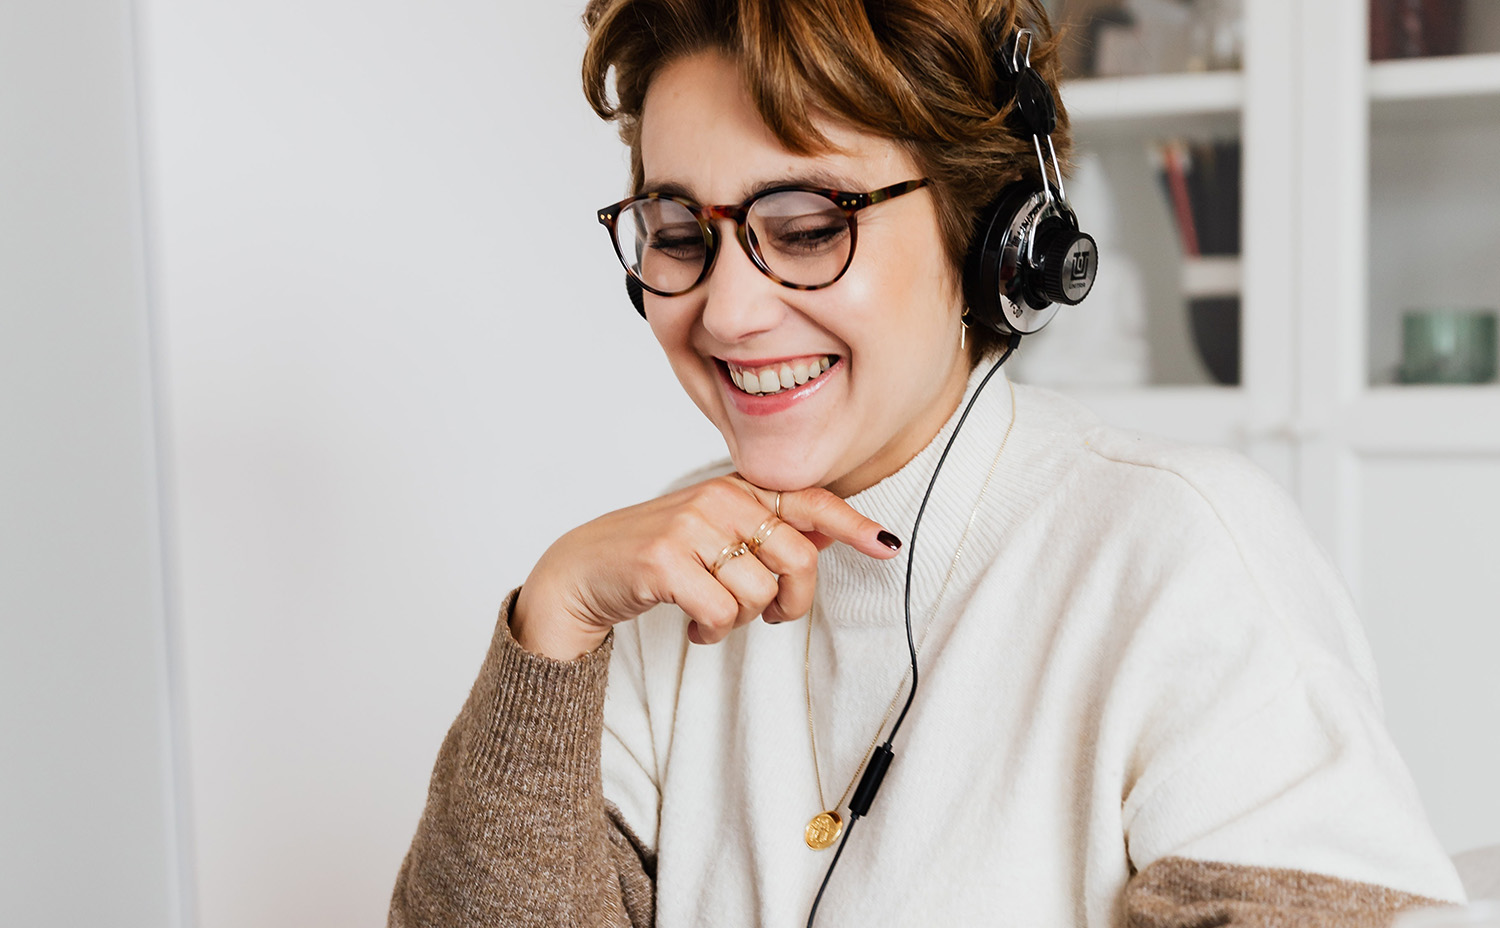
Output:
[391, 360, 1465, 927]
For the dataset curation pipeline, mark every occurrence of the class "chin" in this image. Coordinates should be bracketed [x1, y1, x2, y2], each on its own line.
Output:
[726, 451, 829, 493]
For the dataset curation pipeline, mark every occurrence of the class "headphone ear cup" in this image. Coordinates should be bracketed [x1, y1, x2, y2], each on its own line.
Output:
[963, 182, 1037, 335]
[625, 275, 645, 319]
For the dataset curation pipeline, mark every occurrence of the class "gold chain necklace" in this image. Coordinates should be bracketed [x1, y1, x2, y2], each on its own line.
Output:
[802, 378, 1017, 850]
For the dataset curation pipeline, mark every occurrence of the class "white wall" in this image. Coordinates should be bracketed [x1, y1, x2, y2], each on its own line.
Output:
[0, 2, 184, 926]
[1358, 456, 1500, 855]
[135, 2, 722, 925]
[8, 4, 1487, 928]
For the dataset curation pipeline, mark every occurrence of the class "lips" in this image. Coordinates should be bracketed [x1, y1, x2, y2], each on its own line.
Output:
[722, 354, 836, 396]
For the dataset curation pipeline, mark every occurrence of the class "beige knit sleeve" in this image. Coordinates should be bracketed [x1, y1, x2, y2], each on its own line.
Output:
[1125, 857, 1454, 927]
[388, 590, 656, 928]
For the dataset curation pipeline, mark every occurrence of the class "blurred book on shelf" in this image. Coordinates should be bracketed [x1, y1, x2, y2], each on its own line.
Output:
[1370, 0, 1465, 60]
[1151, 139, 1243, 385]
[1049, 0, 1242, 78]
[1152, 139, 1241, 257]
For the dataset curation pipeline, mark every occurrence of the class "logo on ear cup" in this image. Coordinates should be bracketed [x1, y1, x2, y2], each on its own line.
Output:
[1069, 249, 1091, 283]
[1049, 235, 1097, 304]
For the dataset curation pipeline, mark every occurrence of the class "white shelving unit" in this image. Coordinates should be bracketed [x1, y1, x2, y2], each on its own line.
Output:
[1370, 51, 1500, 125]
[1040, 0, 1500, 854]
[1035, 0, 1298, 485]
[1063, 70, 1242, 135]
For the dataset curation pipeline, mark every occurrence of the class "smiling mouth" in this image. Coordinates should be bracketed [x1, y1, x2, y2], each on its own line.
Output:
[721, 355, 838, 397]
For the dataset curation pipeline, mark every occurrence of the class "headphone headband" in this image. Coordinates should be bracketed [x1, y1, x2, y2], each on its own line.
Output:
[962, 27, 1097, 337]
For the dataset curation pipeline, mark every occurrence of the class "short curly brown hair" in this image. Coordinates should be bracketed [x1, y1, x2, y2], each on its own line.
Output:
[581, 0, 1069, 360]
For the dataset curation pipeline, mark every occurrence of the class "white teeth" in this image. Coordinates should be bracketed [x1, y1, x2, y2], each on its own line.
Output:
[728, 355, 835, 395]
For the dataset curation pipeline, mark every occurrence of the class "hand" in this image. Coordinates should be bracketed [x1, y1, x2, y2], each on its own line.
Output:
[510, 475, 901, 659]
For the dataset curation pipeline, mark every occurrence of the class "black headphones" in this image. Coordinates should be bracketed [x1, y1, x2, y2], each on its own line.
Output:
[963, 27, 1098, 337]
[623, 28, 1095, 339]
[626, 273, 645, 317]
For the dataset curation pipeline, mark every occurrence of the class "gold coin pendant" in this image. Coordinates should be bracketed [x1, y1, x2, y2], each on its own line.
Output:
[804, 810, 844, 850]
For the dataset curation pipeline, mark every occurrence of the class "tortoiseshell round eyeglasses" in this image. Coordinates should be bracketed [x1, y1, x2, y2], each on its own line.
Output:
[596, 179, 929, 297]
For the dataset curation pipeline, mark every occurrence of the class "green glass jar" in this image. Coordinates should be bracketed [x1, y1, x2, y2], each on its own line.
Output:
[1398, 309, 1499, 385]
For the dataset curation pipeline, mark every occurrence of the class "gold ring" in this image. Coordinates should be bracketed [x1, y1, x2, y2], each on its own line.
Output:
[774, 491, 783, 521]
[746, 517, 779, 555]
[710, 541, 751, 576]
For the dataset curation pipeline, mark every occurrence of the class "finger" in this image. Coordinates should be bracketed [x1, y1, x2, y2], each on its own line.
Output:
[747, 484, 902, 560]
[664, 565, 741, 646]
[745, 521, 819, 624]
[710, 551, 781, 632]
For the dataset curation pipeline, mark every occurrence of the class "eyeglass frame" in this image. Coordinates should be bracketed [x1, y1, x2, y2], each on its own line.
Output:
[595, 178, 930, 297]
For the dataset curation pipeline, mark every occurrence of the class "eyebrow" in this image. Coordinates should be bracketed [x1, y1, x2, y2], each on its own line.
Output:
[640, 169, 865, 202]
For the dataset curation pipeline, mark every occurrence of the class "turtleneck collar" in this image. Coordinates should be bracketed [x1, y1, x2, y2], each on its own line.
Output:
[815, 355, 1051, 629]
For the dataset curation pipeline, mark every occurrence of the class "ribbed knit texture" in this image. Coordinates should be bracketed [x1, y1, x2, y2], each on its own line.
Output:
[389, 591, 655, 928]
[1126, 858, 1451, 927]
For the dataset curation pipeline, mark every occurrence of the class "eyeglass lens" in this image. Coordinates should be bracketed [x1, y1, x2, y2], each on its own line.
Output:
[614, 190, 853, 294]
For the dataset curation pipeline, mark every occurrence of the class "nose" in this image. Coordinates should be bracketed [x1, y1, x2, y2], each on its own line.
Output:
[697, 220, 787, 344]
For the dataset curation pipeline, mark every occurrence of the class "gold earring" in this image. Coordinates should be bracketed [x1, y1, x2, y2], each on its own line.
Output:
[960, 309, 972, 351]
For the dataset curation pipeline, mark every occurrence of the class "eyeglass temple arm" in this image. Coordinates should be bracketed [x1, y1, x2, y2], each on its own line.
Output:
[861, 178, 930, 208]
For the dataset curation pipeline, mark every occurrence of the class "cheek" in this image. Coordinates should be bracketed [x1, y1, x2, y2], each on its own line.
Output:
[646, 301, 693, 360]
[646, 302, 720, 400]
[840, 247, 955, 353]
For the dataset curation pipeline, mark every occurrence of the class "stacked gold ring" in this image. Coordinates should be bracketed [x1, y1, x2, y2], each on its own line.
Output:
[710, 541, 751, 576]
[746, 517, 780, 555]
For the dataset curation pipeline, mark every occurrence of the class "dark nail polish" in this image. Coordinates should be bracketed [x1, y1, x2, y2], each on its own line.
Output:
[877, 530, 903, 551]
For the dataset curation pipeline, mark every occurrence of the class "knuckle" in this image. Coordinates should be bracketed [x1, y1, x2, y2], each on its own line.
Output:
[759, 568, 783, 599]
[748, 573, 779, 607]
[667, 507, 703, 539]
[803, 486, 840, 509]
[707, 599, 738, 631]
[638, 536, 679, 576]
[695, 479, 738, 511]
[784, 541, 819, 575]
[803, 487, 844, 521]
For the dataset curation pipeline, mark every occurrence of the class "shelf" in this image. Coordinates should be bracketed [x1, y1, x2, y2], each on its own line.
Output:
[1370, 52, 1500, 102]
[1052, 385, 1249, 446]
[1370, 53, 1500, 127]
[1181, 255, 1242, 299]
[1051, 385, 1500, 455]
[1063, 71, 1243, 138]
[1335, 386, 1500, 454]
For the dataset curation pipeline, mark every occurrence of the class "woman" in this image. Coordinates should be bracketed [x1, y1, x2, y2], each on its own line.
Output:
[390, 0, 1465, 925]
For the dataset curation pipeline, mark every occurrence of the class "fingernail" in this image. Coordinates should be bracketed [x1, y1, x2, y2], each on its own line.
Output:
[877, 530, 903, 551]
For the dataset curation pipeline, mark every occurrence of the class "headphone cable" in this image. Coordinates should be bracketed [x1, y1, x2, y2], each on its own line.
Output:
[804, 332, 1020, 927]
